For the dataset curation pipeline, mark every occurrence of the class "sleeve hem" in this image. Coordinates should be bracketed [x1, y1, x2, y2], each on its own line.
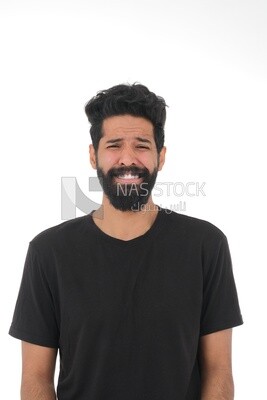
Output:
[9, 326, 59, 349]
[200, 317, 244, 336]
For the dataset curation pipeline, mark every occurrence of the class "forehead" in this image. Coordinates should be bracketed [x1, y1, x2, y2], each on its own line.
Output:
[101, 115, 154, 140]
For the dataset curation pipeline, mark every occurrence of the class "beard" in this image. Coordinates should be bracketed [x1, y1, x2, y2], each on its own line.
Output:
[96, 163, 158, 212]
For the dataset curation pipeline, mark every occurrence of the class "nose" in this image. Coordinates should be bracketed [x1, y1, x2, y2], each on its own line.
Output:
[118, 145, 138, 166]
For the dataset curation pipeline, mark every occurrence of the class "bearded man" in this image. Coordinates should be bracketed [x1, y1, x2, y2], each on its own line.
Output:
[9, 83, 243, 400]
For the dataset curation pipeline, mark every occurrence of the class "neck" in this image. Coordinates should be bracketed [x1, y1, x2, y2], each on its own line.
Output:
[92, 196, 159, 241]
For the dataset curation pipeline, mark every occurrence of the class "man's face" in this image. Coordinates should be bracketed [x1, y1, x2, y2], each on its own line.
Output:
[89, 114, 166, 211]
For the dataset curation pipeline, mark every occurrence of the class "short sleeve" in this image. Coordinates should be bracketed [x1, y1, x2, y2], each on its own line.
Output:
[200, 235, 243, 336]
[9, 242, 59, 348]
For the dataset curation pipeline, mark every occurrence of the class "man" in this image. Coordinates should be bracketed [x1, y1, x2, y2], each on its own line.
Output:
[9, 83, 243, 400]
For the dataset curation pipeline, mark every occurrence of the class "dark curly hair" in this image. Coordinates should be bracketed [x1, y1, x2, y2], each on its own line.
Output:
[84, 83, 167, 153]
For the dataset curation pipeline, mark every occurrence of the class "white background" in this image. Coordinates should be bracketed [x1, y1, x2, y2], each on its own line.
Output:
[1, 0, 266, 398]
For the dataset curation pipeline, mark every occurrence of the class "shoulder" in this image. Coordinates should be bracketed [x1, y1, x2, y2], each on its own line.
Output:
[160, 209, 232, 276]
[160, 208, 227, 246]
[161, 209, 228, 252]
[29, 214, 90, 253]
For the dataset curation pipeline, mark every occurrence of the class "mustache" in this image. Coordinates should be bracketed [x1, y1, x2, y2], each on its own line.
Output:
[108, 166, 149, 178]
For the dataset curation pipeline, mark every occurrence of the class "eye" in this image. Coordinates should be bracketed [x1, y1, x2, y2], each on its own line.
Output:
[136, 145, 150, 149]
[107, 144, 120, 148]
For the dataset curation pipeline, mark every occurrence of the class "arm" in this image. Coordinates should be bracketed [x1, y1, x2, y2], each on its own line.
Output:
[199, 329, 234, 400]
[21, 341, 58, 400]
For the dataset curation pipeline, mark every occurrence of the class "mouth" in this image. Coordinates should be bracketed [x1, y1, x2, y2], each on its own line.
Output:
[111, 168, 146, 184]
[115, 173, 143, 184]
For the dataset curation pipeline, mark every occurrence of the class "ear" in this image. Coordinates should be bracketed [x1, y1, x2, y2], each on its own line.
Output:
[158, 146, 166, 171]
[89, 144, 97, 169]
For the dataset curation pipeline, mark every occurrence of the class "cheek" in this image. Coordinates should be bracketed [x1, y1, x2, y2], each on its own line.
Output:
[140, 154, 159, 170]
[97, 152, 118, 170]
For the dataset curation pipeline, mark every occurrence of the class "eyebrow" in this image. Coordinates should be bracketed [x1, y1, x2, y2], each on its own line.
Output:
[105, 137, 152, 144]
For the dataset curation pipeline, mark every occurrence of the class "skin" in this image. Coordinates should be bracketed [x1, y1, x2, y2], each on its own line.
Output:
[199, 329, 234, 399]
[21, 342, 57, 400]
[21, 115, 234, 399]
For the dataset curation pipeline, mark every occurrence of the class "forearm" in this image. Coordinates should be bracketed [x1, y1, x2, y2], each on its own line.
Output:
[200, 369, 234, 400]
[21, 377, 57, 400]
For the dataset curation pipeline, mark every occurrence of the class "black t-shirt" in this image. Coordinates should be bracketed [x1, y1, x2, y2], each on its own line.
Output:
[9, 208, 243, 400]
